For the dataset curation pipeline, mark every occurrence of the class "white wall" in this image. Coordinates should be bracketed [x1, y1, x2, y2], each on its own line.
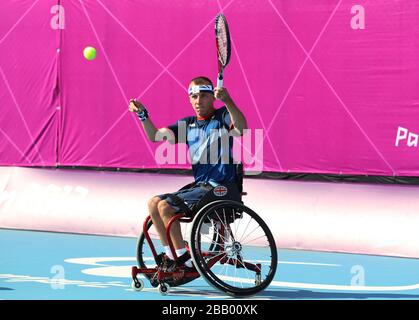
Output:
[1, 167, 419, 258]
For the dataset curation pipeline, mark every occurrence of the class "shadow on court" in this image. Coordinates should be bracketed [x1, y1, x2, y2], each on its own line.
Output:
[259, 289, 419, 300]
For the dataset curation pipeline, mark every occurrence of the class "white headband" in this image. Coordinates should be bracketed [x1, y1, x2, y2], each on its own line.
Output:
[188, 85, 214, 95]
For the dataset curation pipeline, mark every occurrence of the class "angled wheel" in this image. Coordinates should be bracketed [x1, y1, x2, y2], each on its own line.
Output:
[158, 283, 170, 295]
[131, 278, 144, 291]
[189, 200, 277, 297]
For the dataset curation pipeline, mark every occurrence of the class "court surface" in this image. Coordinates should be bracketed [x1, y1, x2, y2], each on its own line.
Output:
[1, 228, 419, 300]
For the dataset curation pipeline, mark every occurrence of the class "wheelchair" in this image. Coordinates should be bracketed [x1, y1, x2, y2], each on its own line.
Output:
[131, 164, 277, 297]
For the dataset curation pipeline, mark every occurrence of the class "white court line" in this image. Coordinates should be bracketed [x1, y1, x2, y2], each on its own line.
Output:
[64, 256, 340, 267]
[218, 275, 419, 292]
[0, 274, 127, 289]
[63, 256, 419, 293]
[65, 257, 137, 266]
[2, 269, 419, 293]
[64, 256, 341, 280]
[279, 261, 340, 267]
[272, 281, 419, 292]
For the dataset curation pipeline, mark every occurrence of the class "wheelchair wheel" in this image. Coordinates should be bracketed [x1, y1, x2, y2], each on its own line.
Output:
[189, 200, 277, 297]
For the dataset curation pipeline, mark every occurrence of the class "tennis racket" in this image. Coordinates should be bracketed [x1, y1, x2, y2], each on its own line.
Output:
[215, 13, 231, 88]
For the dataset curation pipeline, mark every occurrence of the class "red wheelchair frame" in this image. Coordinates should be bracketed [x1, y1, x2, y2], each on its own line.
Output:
[131, 214, 199, 286]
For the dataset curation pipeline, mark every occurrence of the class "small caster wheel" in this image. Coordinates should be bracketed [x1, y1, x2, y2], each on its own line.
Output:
[131, 278, 144, 291]
[158, 283, 170, 295]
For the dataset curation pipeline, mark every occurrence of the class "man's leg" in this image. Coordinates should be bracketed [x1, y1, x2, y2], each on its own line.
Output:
[158, 200, 194, 269]
[157, 200, 185, 250]
[148, 197, 193, 271]
[148, 196, 169, 246]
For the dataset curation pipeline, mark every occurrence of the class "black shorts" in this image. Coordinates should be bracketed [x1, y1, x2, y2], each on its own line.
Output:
[156, 183, 213, 213]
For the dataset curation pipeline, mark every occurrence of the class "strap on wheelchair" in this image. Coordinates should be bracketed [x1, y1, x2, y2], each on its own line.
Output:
[175, 251, 191, 266]
[163, 193, 194, 216]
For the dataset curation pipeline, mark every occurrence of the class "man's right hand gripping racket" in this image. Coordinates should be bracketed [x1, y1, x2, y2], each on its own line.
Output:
[215, 13, 231, 88]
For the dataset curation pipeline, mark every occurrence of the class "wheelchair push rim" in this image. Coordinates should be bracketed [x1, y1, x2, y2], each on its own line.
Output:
[189, 200, 278, 297]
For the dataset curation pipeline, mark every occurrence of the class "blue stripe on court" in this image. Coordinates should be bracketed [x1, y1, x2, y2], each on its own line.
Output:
[1, 229, 419, 300]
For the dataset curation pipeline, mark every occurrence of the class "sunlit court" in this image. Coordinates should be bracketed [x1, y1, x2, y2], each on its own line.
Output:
[1, 0, 419, 303]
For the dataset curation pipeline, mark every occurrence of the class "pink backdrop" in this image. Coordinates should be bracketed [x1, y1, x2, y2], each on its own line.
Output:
[1, 0, 419, 176]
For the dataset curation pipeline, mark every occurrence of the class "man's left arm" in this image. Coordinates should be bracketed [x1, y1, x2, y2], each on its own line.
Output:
[214, 87, 248, 135]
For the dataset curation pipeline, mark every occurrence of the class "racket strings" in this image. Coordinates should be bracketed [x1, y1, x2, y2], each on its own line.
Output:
[216, 22, 229, 64]
[215, 14, 231, 76]
[217, 29, 228, 62]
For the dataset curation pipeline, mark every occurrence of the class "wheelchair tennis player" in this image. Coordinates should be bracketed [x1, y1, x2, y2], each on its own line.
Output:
[128, 76, 247, 282]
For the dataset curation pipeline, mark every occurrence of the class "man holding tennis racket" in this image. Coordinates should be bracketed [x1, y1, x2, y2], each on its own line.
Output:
[128, 76, 247, 279]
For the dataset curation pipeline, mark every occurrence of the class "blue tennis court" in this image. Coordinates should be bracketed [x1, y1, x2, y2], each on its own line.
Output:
[2, 228, 419, 300]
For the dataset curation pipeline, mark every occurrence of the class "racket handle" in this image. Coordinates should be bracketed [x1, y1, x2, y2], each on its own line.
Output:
[217, 77, 223, 88]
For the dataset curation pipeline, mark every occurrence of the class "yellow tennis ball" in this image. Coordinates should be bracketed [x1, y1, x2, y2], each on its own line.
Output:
[83, 46, 96, 60]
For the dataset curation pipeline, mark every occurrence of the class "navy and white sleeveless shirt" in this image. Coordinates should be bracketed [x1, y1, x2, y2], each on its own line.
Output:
[167, 106, 236, 186]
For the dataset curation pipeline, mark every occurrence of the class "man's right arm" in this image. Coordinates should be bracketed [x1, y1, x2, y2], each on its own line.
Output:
[128, 99, 176, 144]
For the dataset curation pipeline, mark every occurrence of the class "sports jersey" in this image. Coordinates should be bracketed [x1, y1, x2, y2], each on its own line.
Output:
[167, 106, 236, 186]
